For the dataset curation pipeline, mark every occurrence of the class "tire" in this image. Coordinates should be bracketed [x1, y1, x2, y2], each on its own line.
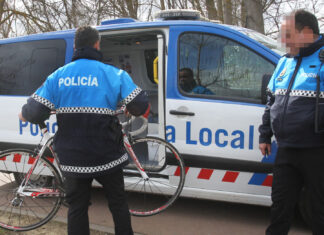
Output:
[124, 136, 185, 216]
[0, 149, 64, 231]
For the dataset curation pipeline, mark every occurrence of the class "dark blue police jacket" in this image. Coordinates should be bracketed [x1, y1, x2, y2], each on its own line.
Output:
[22, 47, 148, 177]
[259, 35, 324, 148]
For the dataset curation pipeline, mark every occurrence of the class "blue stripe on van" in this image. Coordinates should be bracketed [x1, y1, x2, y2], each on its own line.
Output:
[248, 173, 268, 185]
[248, 141, 277, 186]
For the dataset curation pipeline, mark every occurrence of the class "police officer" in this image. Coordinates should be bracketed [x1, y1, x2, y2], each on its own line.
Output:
[19, 26, 149, 235]
[259, 10, 324, 235]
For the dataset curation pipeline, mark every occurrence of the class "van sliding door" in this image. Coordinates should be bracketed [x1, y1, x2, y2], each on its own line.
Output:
[99, 29, 168, 139]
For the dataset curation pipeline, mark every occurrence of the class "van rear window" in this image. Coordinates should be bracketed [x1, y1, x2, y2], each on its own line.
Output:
[0, 39, 66, 96]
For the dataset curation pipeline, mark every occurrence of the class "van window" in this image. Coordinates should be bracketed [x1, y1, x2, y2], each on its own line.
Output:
[0, 39, 66, 96]
[178, 33, 275, 103]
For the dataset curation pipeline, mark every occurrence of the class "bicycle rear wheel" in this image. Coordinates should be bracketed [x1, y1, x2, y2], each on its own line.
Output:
[0, 149, 64, 231]
[124, 136, 185, 216]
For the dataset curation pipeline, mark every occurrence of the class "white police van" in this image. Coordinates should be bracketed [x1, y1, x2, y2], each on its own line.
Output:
[1, 9, 308, 221]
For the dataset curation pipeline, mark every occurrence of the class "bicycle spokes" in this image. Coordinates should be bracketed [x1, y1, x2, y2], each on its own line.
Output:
[0, 149, 64, 231]
[124, 137, 185, 216]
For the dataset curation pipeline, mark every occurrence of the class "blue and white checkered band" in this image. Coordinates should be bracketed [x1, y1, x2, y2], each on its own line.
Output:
[274, 89, 324, 98]
[274, 89, 287, 96]
[60, 153, 128, 174]
[266, 88, 274, 95]
[56, 107, 115, 115]
[290, 90, 324, 98]
[121, 87, 142, 105]
[31, 94, 55, 110]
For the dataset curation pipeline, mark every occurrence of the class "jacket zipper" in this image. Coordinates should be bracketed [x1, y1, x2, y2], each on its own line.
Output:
[279, 57, 302, 138]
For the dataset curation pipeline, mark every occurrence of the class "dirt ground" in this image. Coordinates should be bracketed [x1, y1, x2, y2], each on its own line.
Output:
[0, 193, 113, 235]
[0, 217, 112, 235]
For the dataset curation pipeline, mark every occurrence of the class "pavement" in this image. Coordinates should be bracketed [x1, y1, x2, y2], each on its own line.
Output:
[1, 187, 310, 235]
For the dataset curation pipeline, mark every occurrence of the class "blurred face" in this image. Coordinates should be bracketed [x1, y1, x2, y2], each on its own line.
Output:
[179, 70, 194, 92]
[179, 70, 192, 86]
[280, 17, 317, 56]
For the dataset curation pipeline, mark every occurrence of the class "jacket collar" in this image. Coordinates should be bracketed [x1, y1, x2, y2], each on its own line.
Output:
[299, 34, 324, 57]
[72, 47, 103, 62]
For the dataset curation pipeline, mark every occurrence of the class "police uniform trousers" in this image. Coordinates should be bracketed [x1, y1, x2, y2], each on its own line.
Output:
[266, 147, 324, 235]
[64, 168, 133, 235]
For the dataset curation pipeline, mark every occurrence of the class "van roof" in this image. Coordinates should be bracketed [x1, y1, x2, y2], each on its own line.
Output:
[0, 19, 258, 42]
[0, 19, 281, 57]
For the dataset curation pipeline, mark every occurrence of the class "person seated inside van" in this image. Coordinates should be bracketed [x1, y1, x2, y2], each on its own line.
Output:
[179, 68, 213, 95]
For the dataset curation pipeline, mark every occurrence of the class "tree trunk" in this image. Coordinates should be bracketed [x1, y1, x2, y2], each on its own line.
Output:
[217, 0, 223, 22]
[0, 0, 5, 22]
[245, 0, 264, 34]
[62, 0, 72, 28]
[71, 0, 76, 27]
[194, 0, 204, 17]
[160, 0, 165, 10]
[223, 0, 232, 25]
[167, 0, 171, 9]
[125, 0, 137, 19]
[241, 0, 247, 27]
[206, 0, 218, 20]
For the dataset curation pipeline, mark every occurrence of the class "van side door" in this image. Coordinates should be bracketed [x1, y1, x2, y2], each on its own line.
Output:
[165, 25, 278, 171]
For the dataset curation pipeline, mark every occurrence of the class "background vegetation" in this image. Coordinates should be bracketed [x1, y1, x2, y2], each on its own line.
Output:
[0, 0, 323, 39]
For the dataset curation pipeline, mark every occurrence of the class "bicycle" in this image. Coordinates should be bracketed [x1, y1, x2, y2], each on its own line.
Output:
[0, 109, 185, 231]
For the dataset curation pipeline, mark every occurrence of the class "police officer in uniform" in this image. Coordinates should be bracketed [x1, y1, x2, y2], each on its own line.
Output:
[259, 10, 324, 235]
[19, 26, 149, 235]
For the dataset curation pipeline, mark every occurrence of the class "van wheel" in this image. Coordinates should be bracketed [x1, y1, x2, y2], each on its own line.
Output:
[298, 187, 312, 227]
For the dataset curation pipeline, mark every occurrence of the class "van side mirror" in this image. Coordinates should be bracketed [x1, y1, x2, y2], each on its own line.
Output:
[261, 74, 271, 104]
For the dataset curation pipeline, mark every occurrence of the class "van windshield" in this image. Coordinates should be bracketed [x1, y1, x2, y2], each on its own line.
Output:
[226, 25, 285, 56]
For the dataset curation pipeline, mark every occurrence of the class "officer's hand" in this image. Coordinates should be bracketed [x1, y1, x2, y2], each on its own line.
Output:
[259, 143, 271, 156]
[18, 112, 27, 122]
[142, 103, 151, 119]
[124, 108, 131, 118]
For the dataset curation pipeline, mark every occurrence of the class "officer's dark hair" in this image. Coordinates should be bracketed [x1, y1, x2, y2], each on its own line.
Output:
[292, 10, 319, 35]
[74, 26, 100, 49]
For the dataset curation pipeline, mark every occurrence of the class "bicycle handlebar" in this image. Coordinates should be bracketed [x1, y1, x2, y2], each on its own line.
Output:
[115, 104, 149, 137]
[121, 116, 148, 137]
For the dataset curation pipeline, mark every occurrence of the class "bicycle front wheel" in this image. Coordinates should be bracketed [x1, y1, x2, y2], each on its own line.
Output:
[0, 149, 64, 231]
[124, 136, 185, 216]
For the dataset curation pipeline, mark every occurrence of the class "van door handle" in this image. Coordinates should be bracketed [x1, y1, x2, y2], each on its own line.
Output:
[169, 110, 195, 116]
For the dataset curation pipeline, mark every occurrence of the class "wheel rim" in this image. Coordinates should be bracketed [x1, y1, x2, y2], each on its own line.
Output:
[124, 137, 185, 216]
[0, 150, 63, 231]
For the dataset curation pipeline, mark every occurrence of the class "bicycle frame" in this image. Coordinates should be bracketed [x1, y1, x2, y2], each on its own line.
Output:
[123, 132, 149, 181]
[17, 114, 150, 198]
[0, 112, 184, 230]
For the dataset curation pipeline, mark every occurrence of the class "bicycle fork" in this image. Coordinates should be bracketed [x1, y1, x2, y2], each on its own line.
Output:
[123, 134, 149, 181]
[15, 129, 60, 199]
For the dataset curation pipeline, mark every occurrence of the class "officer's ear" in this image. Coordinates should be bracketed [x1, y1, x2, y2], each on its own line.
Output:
[93, 41, 100, 51]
